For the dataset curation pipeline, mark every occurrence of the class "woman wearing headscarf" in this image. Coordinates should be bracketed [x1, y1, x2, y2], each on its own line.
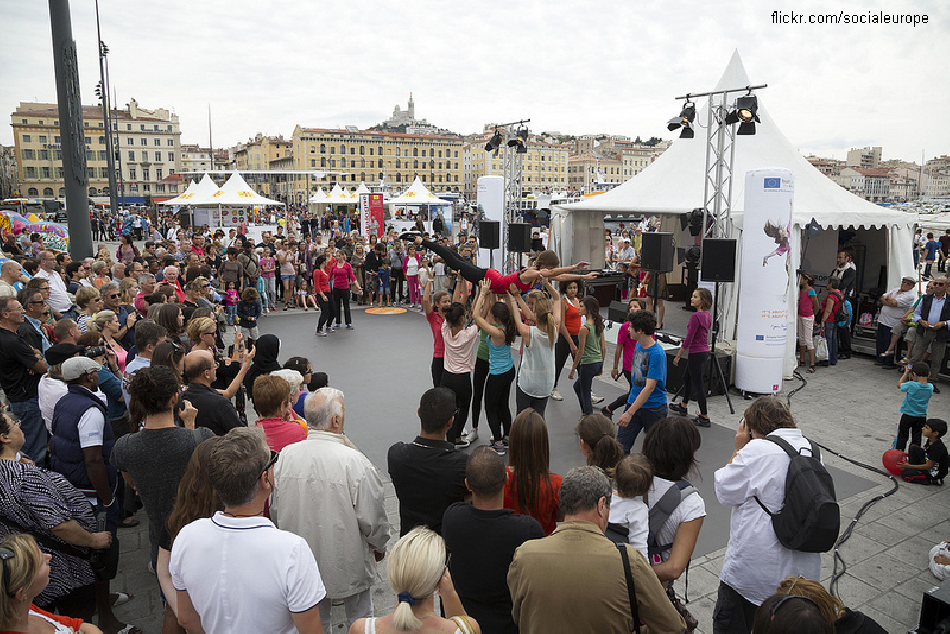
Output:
[243, 333, 281, 405]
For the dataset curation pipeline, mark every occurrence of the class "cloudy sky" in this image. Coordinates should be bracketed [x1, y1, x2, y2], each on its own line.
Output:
[1, 0, 947, 163]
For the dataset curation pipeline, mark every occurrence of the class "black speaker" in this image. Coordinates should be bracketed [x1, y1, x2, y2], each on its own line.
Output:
[508, 223, 532, 252]
[640, 232, 675, 272]
[700, 238, 738, 282]
[479, 221, 499, 250]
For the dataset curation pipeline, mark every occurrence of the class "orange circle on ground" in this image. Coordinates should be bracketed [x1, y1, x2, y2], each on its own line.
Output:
[365, 307, 408, 315]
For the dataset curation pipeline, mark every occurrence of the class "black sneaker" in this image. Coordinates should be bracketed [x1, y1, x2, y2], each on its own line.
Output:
[669, 402, 688, 416]
[601, 406, 612, 419]
[453, 438, 471, 449]
[694, 416, 712, 427]
[933, 385, 941, 395]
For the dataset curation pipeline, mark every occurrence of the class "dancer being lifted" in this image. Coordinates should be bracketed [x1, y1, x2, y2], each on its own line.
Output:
[410, 235, 596, 296]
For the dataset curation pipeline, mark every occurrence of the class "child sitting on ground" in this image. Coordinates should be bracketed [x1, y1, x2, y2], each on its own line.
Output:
[899, 418, 948, 486]
[608, 453, 654, 559]
[896, 362, 934, 451]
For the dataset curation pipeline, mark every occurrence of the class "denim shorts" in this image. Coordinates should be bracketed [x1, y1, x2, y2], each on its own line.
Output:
[281, 274, 295, 282]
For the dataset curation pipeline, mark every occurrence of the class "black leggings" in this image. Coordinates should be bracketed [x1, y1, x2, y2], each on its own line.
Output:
[332, 287, 351, 326]
[391, 268, 405, 301]
[607, 369, 633, 414]
[421, 240, 485, 284]
[553, 333, 579, 388]
[317, 293, 335, 331]
[682, 351, 709, 416]
[440, 370, 472, 443]
[471, 356, 489, 428]
[485, 367, 515, 441]
[431, 357, 444, 389]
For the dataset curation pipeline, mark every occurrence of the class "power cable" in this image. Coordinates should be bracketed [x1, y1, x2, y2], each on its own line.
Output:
[784, 369, 900, 598]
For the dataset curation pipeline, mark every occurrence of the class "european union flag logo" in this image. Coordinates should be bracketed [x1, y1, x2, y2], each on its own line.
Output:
[755, 335, 765, 340]
[764, 178, 781, 188]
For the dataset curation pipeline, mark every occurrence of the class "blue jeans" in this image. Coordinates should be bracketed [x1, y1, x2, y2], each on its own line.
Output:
[617, 403, 668, 453]
[573, 362, 603, 415]
[876, 323, 895, 366]
[824, 321, 838, 365]
[10, 398, 47, 466]
[226, 305, 237, 325]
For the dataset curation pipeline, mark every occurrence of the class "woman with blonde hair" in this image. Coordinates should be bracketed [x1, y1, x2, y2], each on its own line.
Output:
[0, 533, 104, 633]
[350, 527, 478, 633]
[74, 286, 102, 334]
[771, 575, 886, 633]
[91, 310, 129, 373]
[509, 284, 559, 417]
[118, 277, 139, 305]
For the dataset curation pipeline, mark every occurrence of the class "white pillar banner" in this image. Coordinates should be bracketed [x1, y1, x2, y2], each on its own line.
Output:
[735, 168, 794, 394]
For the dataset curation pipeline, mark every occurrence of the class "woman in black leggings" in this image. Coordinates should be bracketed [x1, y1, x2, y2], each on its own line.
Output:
[669, 288, 713, 426]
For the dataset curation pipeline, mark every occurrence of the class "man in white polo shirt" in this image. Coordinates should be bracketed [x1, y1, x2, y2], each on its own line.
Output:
[170, 427, 326, 633]
[34, 251, 71, 317]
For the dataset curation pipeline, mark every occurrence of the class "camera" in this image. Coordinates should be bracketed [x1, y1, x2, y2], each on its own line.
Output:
[84, 346, 106, 358]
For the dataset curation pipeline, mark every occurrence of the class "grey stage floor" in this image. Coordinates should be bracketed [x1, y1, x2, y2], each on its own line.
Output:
[258, 307, 875, 559]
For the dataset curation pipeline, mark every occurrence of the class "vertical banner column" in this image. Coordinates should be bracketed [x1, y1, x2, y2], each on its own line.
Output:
[735, 168, 794, 393]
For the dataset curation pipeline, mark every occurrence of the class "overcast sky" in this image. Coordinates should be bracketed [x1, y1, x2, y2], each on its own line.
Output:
[1, 0, 947, 164]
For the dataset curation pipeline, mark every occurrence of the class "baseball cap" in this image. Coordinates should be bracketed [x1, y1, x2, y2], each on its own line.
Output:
[45, 343, 86, 366]
[901, 275, 916, 283]
[62, 357, 101, 381]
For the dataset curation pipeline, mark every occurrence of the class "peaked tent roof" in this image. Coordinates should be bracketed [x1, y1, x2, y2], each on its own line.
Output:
[558, 51, 916, 230]
[310, 188, 328, 203]
[158, 177, 206, 205]
[389, 176, 452, 206]
[325, 184, 359, 205]
[198, 172, 284, 206]
[355, 182, 371, 195]
[167, 174, 224, 206]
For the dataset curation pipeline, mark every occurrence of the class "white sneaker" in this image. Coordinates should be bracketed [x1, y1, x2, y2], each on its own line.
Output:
[551, 388, 563, 401]
[591, 393, 605, 404]
[463, 428, 479, 442]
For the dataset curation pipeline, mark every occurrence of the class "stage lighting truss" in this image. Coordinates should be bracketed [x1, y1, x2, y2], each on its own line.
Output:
[667, 100, 696, 139]
[507, 127, 529, 154]
[724, 92, 760, 135]
[485, 129, 503, 152]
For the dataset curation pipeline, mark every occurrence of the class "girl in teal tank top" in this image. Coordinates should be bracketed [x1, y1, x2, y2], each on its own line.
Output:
[473, 280, 517, 454]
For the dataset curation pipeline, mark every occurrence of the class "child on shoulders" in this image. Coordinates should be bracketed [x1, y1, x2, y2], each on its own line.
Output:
[608, 453, 654, 560]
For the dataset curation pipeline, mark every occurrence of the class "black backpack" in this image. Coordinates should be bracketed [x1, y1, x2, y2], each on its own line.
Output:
[754, 435, 840, 553]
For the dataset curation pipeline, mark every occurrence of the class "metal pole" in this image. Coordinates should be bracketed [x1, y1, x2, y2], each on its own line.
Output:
[49, 0, 92, 259]
[111, 80, 124, 210]
[95, 0, 118, 222]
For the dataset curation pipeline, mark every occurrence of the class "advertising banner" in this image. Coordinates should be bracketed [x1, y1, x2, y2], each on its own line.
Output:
[360, 193, 370, 236]
[735, 168, 794, 394]
[369, 194, 384, 238]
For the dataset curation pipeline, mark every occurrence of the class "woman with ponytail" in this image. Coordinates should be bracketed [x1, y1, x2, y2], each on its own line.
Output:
[473, 280, 516, 455]
[439, 283, 479, 446]
[575, 413, 624, 479]
[508, 282, 560, 416]
[350, 527, 479, 633]
[569, 296, 606, 415]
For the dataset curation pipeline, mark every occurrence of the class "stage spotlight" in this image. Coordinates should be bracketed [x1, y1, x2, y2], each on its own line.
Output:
[507, 128, 529, 154]
[735, 94, 760, 135]
[485, 129, 503, 152]
[685, 245, 701, 265]
[667, 100, 696, 137]
[687, 207, 705, 236]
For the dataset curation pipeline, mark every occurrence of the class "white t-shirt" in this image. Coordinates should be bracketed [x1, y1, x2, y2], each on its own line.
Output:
[646, 477, 706, 565]
[608, 494, 649, 560]
[77, 405, 106, 448]
[170, 512, 326, 634]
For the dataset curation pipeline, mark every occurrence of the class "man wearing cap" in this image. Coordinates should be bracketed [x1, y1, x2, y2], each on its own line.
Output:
[39, 343, 87, 434]
[877, 277, 918, 368]
[0, 297, 48, 464]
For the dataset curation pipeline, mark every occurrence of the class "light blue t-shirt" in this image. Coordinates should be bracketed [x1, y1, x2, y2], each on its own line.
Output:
[628, 340, 667, 409]
[900, 380, 934, 417]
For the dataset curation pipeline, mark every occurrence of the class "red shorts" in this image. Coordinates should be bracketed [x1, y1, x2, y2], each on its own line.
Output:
[485, 269, 533, 294]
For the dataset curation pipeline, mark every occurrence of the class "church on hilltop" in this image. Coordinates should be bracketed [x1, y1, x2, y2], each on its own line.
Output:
[380, 93, 455, 136]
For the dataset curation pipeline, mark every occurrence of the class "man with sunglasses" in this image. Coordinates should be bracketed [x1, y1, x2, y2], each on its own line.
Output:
[181, 350, 245, 436]
[908, 275, 950, 393]
[16, 287, 51, 355]
[0, 297, 48, 465]
[33, 251, 70, 318]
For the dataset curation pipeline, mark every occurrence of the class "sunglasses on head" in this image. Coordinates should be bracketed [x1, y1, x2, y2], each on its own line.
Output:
[0, 546, 15, 598]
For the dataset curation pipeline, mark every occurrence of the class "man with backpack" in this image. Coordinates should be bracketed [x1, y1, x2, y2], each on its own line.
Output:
[712, 396, 838, 634]
[818, 278, 844, 366]
[238, 239, 260, 291]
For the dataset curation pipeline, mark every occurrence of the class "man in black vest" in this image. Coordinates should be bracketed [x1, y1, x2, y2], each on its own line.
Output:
[908, 275, 949, 393]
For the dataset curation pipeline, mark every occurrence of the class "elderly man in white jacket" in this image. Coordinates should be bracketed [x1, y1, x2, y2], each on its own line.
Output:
[270, 387, 391, 634]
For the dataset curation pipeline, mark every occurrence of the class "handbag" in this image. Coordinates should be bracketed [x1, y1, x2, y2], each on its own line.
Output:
[814, 334, 829, 361]
[616, 543, 641, 634]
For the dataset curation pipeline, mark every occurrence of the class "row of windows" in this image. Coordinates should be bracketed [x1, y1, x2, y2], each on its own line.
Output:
[310, 172, 460, 183]
[127, 150, 175, 162]
[307, 144, 460, 159]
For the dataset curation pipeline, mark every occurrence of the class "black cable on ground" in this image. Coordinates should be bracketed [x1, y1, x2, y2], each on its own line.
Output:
[785, 369, 900, 598]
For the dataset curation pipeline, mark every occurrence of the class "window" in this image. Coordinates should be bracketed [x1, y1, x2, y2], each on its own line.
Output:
[156, 168, 163, 180]
[311, 159, 315, 167]
[167, 139, 174, 147]
[28, 187, 39, 196]
[84, 122, 89, 128]
[39, 149, 48, 161]
[98, 136, 105, 144]
[454, 150, 459, 157]
[350, 147, 356, 155]
[360, 146, 364, 155]
[321, 157, 326, 167]
[154, 139, 160, 146]
[413, 160, 419, 169]
[396, 159, 401, 168]
[170, 184, 178, 193]
[379, 172, 383, 181]
[55, 150, 62, 160]
[38, 135, 47, 144]
[128, 150, 135, 161]
[129, 168, 137, 180]
[85, 149, 93, 161]
[58, 187, 65, 197]
[140, 124, 145, 131]
[396, 147, 401, 156]
[127, 137, 133, 145]
[99, 150, 107, 161]
[413, 148, 419, 156]
[143, 184, 150, 191]
[168, 152, 174, 161]
[143, 169, 150, 181]
[157, 184, 165, 192]
[42, 167, 50, 179]
[396, 173, 401, 182]
[83, 136, 91, 144]
[320, 143, 326, 154]
[421, 174, 426, 182]
[378, 147, 383, 156]
[20, 119, 26, 124]
[86, 167, 94, 179]
[54, 136, 61, 143]
[360, 158, 365, 168]
[350, 160, 355, 168]
[141, 138, 147, 146]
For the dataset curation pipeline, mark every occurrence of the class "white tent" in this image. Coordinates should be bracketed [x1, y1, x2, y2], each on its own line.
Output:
[309, 188, 328, 204]
[355, 182, 371, 196]
[157, 179, 198, 206]
[165, 174, 224, 206]
[389, 176, 452, 206]
[551, 51, 918, 379]
[325, 184, 360, 206]
[203, 172, 283, 206]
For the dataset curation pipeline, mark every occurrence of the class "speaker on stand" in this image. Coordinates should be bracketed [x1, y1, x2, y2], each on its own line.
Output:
[478, 221, 500, 250]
